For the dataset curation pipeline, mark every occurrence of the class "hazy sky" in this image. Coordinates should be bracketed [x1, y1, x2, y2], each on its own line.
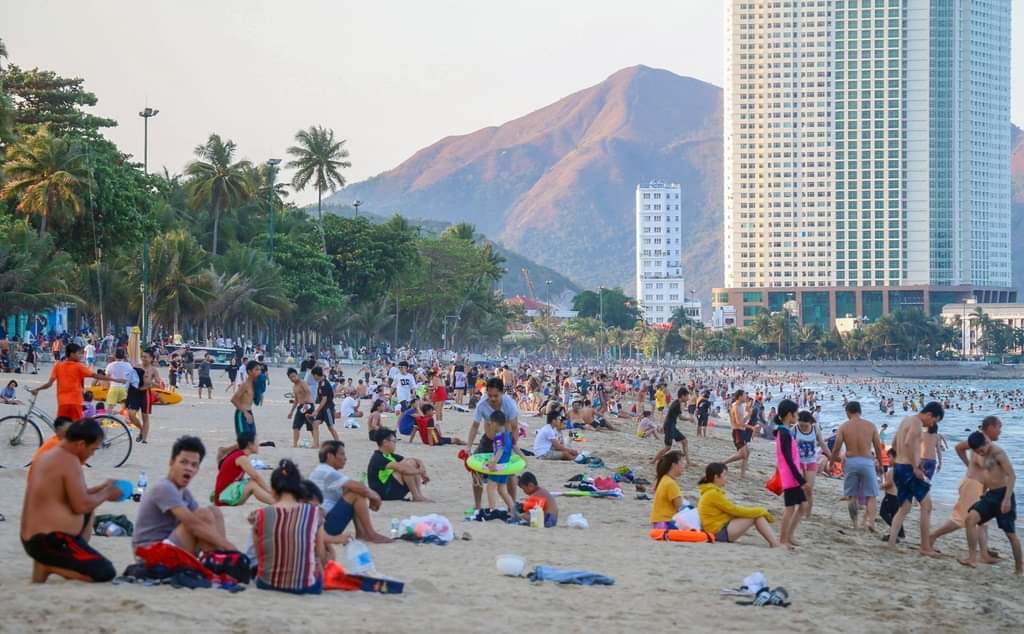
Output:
[6, 1, 1024, 205]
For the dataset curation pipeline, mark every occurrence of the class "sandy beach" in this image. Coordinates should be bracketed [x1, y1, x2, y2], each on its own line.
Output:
[0, 365, 1021, 634]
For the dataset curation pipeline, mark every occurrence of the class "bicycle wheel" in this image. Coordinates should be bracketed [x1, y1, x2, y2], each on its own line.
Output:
[0, 415, 44, 468]
[88, 415, 133, 469]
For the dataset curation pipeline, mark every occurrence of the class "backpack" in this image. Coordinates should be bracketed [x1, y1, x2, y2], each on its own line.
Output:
[201, 550, 253, 584]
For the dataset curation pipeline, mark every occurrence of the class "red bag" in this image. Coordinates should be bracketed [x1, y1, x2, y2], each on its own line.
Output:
[765, 469, 783, 496]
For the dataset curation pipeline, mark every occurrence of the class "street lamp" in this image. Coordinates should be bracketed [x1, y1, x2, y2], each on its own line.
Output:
[545, 280, 552, 305]
[138, 107, 159, 343]
[353, 199, 362, 217]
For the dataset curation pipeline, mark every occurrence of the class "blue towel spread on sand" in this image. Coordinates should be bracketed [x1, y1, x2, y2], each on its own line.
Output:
[526, 565, 614, 586]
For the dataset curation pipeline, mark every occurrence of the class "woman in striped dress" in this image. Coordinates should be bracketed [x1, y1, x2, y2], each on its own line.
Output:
[249, 459, 326, 594]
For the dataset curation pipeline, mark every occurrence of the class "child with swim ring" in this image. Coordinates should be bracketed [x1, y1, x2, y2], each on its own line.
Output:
[484, 411, 515, 513]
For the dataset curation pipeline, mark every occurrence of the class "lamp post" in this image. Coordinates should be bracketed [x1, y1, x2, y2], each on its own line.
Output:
[598, 286, 605, 327]
[138, 107, 159, 343]
[353, 199, 361, 217]
[545, 280, 552, 305]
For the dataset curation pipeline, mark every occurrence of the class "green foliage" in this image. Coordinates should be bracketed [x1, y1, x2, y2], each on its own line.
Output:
[322, 214, 419, 299]
[572, 287, 638, 329]
[0, 65, 117, 136]
[185, 134, 252, 256]
[0, 217, 77, 315]
[287, 125, 350, 251]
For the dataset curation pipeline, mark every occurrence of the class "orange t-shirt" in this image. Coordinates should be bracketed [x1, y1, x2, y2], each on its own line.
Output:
[50, 360, 93, 407]
[27, 435, 61, 479]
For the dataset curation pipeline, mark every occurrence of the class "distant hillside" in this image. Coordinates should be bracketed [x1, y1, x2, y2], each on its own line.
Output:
[331, 68, 1024, 302]
[320, 203, 580, 301]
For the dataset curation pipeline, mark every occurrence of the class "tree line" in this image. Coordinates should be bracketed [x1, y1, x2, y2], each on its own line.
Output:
[0, 41, 511, 351]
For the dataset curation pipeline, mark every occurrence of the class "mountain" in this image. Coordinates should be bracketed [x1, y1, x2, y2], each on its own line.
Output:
[329, 65, 722, 300]
[331, 67, 1024, 303]
[320, 204, 580, 301]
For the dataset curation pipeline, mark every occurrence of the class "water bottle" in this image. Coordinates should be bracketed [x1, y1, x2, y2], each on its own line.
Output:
[104, 523, 126, 537]
[343, 539, 374, 574]
[136, 471, 148, 500]
[390, 517, 399, 539]
[529, 506, 543, 529]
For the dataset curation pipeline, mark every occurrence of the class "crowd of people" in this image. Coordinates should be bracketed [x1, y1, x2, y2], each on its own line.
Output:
[11, 347, 1022, 595]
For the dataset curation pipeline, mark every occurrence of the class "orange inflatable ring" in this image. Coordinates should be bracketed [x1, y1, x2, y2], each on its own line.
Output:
[648, 528, 715, 543]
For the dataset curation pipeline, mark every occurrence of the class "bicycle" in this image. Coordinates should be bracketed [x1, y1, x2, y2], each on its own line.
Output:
[0, 390, 134, 469]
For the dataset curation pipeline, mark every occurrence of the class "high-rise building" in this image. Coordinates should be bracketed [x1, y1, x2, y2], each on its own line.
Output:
[635, 181, 701, 324]
[716, 0, 1015, 329]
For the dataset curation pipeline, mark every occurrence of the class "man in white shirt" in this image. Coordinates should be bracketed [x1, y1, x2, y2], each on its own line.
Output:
[104, 348, 138, 409]
[534, 408, 578, 461]
[339, 390, 362, 429]
[308, 441, 391, 543]
[83, 342, 96, 369]
[393, 361, 417, 410]
[466, 377, 524, 508]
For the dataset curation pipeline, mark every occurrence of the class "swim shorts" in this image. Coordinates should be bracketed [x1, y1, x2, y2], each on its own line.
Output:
[843, 456, 880, 498]
[217, 479, 247, 506]
[732, 429, 747, 450]
[951, 478, 984, 527]
[234, 409, 255, 437]
[127, 389, 152, 414]
[893, 463, 930, 506]
[714, 521, 731, 543]
[664, 424, 685, 448]
[324, 498, 355, 535]
[105, 385, 127, 407]
[291, 404, 314, 431]
[198, 377, 213, 389]
[970, 488, 1017, 534]
[920, 458, 937, 481]
[783, 486, 807, 507]
[22, 532, 116, 582]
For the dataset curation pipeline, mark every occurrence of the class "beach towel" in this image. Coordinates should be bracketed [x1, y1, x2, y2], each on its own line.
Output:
[134, 542, 235, 585]
[526, 565, 614, 586]
[323, 561, 404, 594]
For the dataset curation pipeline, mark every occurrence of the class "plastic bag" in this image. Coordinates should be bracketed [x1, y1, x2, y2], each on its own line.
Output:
[765, 469, 783, 496]
[672, 508, 701, 531]
[567, 513, 589, 529]
[398, 513, 454, 543]
[343, 539, 375, 575]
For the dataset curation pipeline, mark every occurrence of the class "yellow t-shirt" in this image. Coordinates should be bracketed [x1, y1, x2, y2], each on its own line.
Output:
[655, 390, 667, 409]
[650, 476, 682, 523]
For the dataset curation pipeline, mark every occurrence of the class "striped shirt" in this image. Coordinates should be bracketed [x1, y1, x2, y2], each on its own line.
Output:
[249, 503, 322, 591]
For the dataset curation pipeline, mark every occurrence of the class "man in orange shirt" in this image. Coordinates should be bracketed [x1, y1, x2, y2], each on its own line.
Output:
[30, 343, 125, 420]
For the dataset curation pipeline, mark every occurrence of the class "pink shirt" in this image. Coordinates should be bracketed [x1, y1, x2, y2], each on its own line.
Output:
[775, 427, 804, 489]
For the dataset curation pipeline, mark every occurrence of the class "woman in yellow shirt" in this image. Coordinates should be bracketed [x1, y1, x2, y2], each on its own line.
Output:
[650, 450, 685, 527]
[697, 462, 780, 546]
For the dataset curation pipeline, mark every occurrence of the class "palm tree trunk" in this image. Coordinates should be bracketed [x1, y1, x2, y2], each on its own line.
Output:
[317, 189, 327, 254]
[212, 208, 221, 256]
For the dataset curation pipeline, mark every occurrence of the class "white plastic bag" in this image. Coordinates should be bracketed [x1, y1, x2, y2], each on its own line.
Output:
[398, 513, 455, 543]
[343, 539, 375, 574]
[567, 513, 589, 529]
[672, 508, 702, 531]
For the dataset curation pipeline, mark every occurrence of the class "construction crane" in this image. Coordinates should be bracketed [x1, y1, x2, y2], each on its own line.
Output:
[521, 268, 538, 300]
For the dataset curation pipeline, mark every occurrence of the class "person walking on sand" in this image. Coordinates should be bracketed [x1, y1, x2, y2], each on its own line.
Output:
[958, 431, 1022, 575]
[828, 401, 883, 530]
[287, 367, 318, 448]
[773, 399, 808, 548]
[722, 390, 756, 479]
[887, 402, 944, 555]
[930, 427, 993, 556]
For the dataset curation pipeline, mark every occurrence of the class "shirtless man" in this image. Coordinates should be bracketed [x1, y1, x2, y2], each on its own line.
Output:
[828, 401, 883, 529]
[887, 402, 944, 555]
[958, 431, 1021, 575]
[722, 390, 755, 478]
[920, 420, 942, 481]
[287, 367, 318, 448]
[221, 360, 261, 461]
[21, 418, 120, 582]
[930, 422, 996, 556]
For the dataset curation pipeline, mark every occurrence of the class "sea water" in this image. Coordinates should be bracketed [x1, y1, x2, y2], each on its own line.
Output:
[768, 377, 1023, 505]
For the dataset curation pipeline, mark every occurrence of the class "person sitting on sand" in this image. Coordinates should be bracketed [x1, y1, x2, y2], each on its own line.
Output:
[636, 410, 659, 439]
[534, 406, 578, 461]
[249, 459, 326, 594]
[517, 471, 558, 527]
[1, 379, 21, 404]
[367, 398, 386, 441]
[213, 432, 275, 507]
[310, 440, 392, 544]
[21, 418, 120, 583]
[414, 403, 465, 445]
[650, 450, 686, 529]
[697, 462, 780, 547]
[133, 435, 237, 554]
[367, 428, 431, 502]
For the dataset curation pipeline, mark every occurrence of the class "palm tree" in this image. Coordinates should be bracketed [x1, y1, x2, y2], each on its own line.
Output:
[212, 244, 292, 328]
[0, 219, 77, 315]
[442, 222, 477, 242]
[286, 126, 351, 253]
[0, 126, 92, 234]
[350, 299, 395, 346]
[184, 134, 252, 256]
[138, 229, 216, 337]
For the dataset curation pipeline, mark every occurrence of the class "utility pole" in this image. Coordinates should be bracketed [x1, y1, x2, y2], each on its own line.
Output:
[266, 158, 281, 354]
[138, 106, 159, 343]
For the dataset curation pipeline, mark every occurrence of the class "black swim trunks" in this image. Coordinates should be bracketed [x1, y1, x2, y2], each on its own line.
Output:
[22, 532, 116, 582]
[732, 428, 748, 449]
[291, 404, 314, 431]
[971, 488, 1017, 534]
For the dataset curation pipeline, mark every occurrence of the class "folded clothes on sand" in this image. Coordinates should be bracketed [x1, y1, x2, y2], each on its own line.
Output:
[526, 565, 614, 586]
